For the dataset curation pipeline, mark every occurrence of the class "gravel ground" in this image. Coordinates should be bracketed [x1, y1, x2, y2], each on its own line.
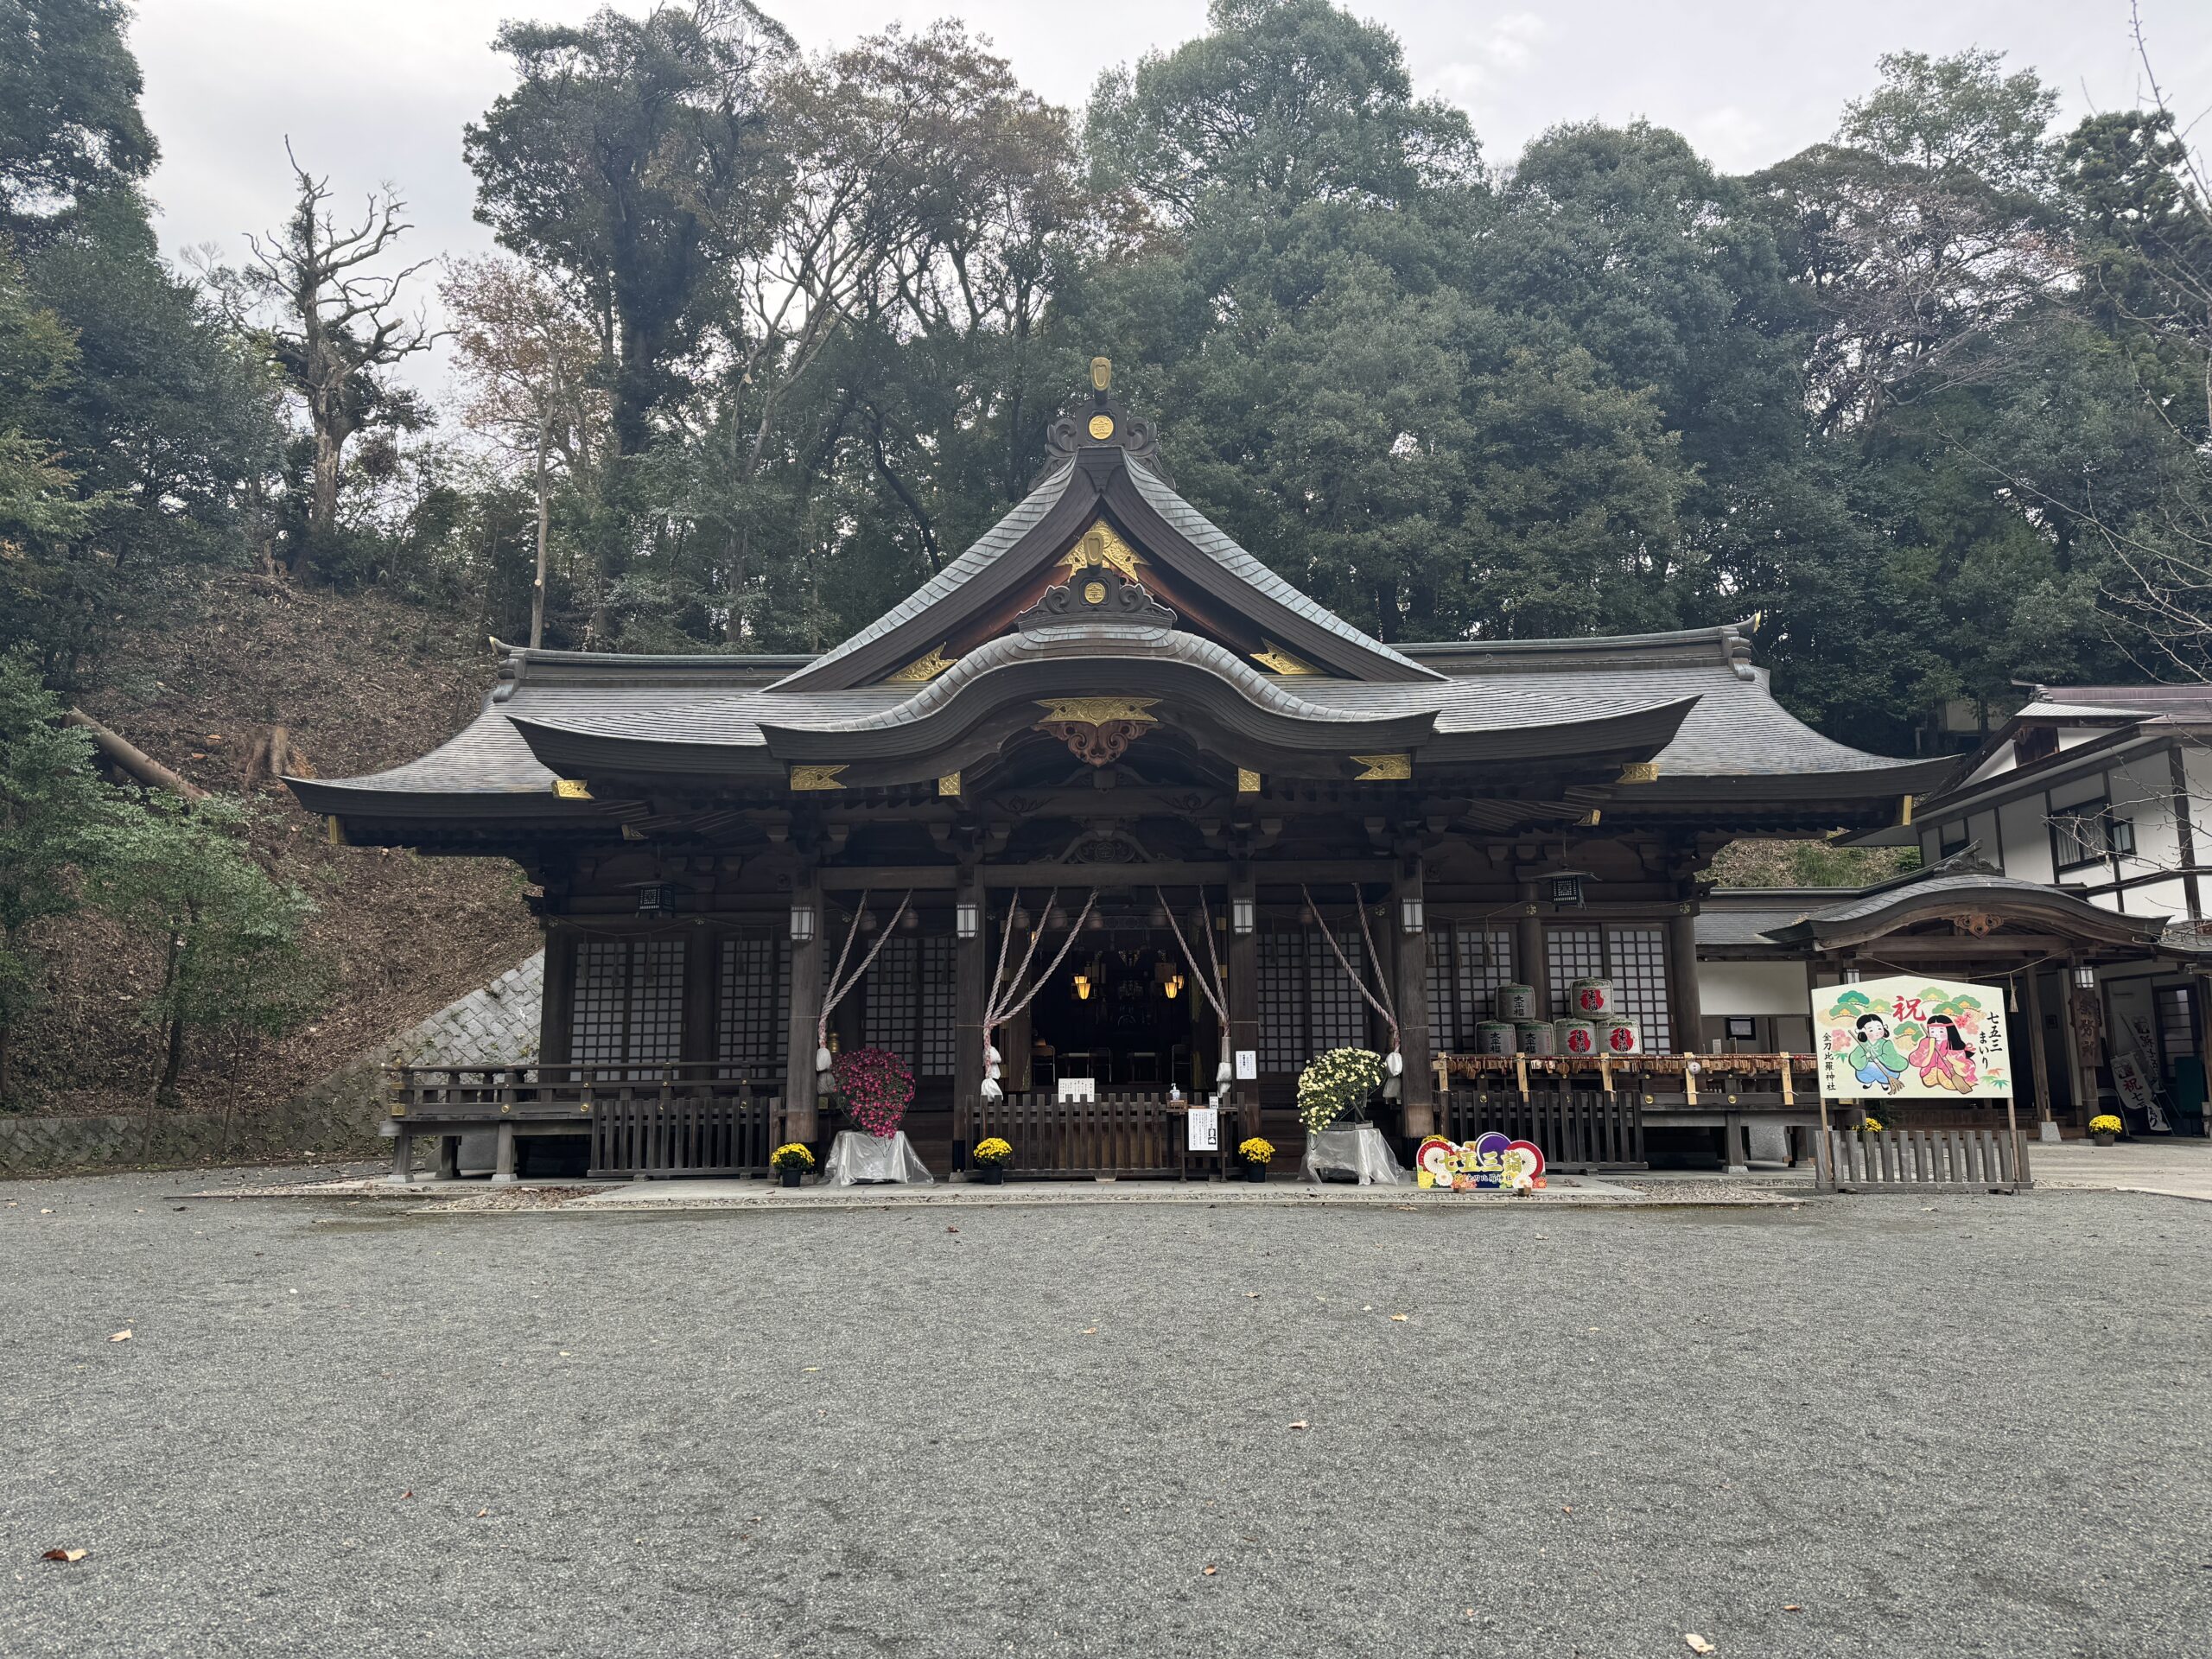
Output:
[3, 1168, 2209, 1659]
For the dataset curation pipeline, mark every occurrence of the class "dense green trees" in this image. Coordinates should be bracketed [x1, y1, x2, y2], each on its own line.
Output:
[3, 0, 2209, 728]
[0, 664, 321, 1105]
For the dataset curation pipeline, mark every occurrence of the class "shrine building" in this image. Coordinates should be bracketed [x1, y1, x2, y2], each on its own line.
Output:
[292, 365, 1961, 1181]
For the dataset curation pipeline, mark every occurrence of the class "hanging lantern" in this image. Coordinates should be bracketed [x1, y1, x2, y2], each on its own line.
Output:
[956, 900, 980, 939]
[790, 903, 817, 943]
[1074, 972, 1091, 1001]
[1231, 896, 1255, 935]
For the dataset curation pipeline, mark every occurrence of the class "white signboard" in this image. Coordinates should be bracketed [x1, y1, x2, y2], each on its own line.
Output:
[1185, 1105, 1220, 1153]
[1234, 1049, 1258, 1081]
[1812, 975, 2014, 1100]
[1057, 1077, 1096, 1103]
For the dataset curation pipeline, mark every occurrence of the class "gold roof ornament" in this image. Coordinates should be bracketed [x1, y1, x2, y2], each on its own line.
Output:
[1237, 768, 1262, 795]
[552, 778, 593, 799]
[938, 772, 962, 798]
[1616, 762, 1660, 785]
[1090, 357, 1112, 391]
[790, 765, 849, 791]
[1059, 521, 1146, 582]
[1088, 413, 1116, 441]
[885, 643, 955, 683]
[1250, 641, 1320, 677]
[1350, 753, 1412, 781]
[1034, 697, 1158, 726]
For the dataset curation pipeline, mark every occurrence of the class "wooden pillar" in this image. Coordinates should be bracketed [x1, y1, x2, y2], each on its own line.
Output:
[435, 1135, 460, 1180]
[1394, 856, 1434, 1138]
[681, 918, 715, 1065]
[1668, 893, 1703, 1058]
[492, 1122, 518, 1185]
[1516, 882, 1547, 1016]
[784, 870, 824, 1142]
[1229, 862, 1259, 1137]
[953, 865, 986, 1159]
[2023, 966, 2058, 1138]
[2062, 956, 2094, 1131]
[2196, 982, 2212, 1138]
[540, 921, 576, 1065]
[385, 1128, 414, 1185]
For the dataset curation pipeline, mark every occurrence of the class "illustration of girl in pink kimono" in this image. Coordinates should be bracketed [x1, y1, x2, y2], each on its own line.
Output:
[1908, 1014, 1978, 1093]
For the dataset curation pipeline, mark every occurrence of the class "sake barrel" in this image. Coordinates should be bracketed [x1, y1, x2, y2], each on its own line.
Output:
[1602, 1015, 1642, 1056]
[1571, 977, 1615, 1016]
[1516, 1020, 1557, 1056]
[1496, 983, 1539, 1021]
[1476, 1020, 1517, 1056]
[1554, 1018, 1598, 1058]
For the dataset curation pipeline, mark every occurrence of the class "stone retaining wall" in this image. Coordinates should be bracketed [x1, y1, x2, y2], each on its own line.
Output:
[1, 951, 545, 1178]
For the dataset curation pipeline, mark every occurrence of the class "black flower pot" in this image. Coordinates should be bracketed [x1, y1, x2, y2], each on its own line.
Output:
[978, 1166, 1005, 1185]
[2092, 1132, 2117, 1147]
[1246, 1163, 1268, 1183]
[780, 1168, 803, 1188]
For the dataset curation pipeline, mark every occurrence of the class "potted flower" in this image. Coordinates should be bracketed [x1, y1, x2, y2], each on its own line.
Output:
[771, 1142, 814, 1188]
[1296, 1047, 1387, 1135]
[1238, 1136, 1274, 1183]
[1858, 1115, 1885, 1134]
[2089, 1113, 2123, 1147]
[972, 1136, 1013, 1184]
[832, 1046, 915, 1138]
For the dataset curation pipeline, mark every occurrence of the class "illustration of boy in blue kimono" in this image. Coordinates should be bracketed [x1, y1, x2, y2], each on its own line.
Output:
[1846, 1012, 1910, 1094]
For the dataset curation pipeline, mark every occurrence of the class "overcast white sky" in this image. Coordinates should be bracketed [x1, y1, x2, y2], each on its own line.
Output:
[132, 0, 2212, 397]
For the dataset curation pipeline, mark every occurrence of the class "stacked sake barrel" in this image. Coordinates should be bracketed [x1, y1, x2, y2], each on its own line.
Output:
[1472, 979, 1641, 1057]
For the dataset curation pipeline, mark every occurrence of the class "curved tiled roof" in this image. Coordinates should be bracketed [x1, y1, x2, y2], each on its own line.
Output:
[766, 461, 1079, 692]
[1121, 458, 1432, 680]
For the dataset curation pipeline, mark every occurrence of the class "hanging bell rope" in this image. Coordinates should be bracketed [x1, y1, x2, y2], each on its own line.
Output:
[1154, 885, 1234, 1091]
[979, 888, 1099, 1098]
[1347, 883, 1408, 1087]
[1302, 883, 1401, 1058]
[814, 887, 912, 1071]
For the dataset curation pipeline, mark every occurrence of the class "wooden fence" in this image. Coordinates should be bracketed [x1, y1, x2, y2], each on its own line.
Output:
[589, 1093, 787, 1179]
[1440, 1090, 1645, 1169]
[973, 1091, 1185, 1178]
[1812, 1126, 2031, 1192]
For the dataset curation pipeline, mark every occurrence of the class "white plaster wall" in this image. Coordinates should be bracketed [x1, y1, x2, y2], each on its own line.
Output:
[2050, 772, 2108, 811]
[1969, 808, 2001, 861]
[1697, 960, 1811, 1017]
[1999, 797, 2054, 883]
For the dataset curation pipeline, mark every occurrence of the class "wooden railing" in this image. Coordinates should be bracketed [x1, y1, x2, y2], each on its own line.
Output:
[973, 1091, 1186, 1178]
[1813, 1126, 2031, 1192]
[1440, 1090, 1644, 1169]
[1437, 1052, 1818, 1109]
[384, 1063, 781, 1122]
[590, 1093, 786, 1179]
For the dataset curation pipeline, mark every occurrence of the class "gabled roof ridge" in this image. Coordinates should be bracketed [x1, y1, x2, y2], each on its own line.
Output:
[766, 460, 1083, 692]
[1117, 460, 1439, 683]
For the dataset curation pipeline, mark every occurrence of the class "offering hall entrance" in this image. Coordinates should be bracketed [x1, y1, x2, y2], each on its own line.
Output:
[966, 887, 1229, 1178]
